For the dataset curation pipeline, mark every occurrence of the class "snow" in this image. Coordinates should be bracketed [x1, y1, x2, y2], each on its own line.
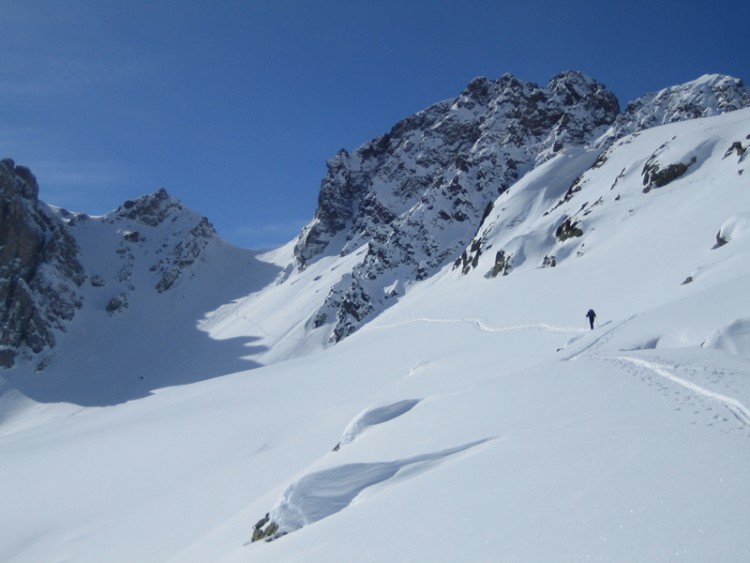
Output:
[2, 109, 750, 562]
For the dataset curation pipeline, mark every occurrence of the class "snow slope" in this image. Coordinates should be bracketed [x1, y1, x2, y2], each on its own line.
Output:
[2, 108, 750, 561]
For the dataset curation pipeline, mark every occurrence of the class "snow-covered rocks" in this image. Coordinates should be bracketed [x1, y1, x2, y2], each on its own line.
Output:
[287, 72, 750, 347]
[604, 73, 750, 142]
[294, 71, 621, 343]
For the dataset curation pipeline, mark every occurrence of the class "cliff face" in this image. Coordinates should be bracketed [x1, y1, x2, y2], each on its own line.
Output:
[0, 159, 84, 367]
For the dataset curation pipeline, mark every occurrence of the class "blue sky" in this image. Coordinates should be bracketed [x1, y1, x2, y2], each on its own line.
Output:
[2, 0, 749, 249]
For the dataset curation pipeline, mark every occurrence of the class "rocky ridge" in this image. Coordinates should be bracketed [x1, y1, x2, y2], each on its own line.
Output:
[293, 72, 750, 344]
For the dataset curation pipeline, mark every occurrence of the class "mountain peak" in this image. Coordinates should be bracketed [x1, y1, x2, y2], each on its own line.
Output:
[114, 187, 186, 227]
[292, 71, 622, 343]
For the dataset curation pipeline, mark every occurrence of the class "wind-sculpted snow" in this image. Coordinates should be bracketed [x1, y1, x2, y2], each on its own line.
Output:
[267, 439, 491, 538]
[337, 399, 420, 447]
[716, 213, 750, 247]
[703, 318, 750, 359]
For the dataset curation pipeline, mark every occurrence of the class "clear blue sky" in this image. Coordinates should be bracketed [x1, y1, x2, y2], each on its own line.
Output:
[2, 0, 749, 249]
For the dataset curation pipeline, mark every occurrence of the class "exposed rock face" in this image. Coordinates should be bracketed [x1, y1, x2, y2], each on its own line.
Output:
[295, 71, 621, 342]
[110, 189, 219, 293]
[0, 159, 84, 367]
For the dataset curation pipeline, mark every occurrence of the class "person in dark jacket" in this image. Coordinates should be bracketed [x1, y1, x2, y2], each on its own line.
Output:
[586, 309, 597, 330]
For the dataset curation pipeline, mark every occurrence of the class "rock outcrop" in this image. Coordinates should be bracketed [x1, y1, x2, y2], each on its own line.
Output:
[0, 159, 84, 367]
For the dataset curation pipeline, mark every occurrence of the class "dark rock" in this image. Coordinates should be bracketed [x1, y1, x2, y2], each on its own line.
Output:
[715, 231, 728, 248]
[0, 160, 84, 366]
[555, 218, 584, 242]
[106, 294, 128, 315]
[153, 217, 216, 292]
[642, 156, 696, 192]
[492, 250, 512, 277]
[254, 513, 270, 530]
[116, 188, 181, 227]
[724, 141, 747, 159]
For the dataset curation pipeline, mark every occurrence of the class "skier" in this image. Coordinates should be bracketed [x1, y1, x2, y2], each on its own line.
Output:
[586, 309, 597, 330]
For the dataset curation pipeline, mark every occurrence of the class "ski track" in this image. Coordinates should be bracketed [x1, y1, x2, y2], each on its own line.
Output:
[612, 355, 750, 427]
[374, 317, 585, 336]
[563, 315, 637, 361]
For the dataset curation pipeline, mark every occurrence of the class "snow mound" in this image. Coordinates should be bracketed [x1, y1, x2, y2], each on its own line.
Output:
[268, 439, 490, 537]
[338, 399, 421, 447]
[703, 318, 750, 358]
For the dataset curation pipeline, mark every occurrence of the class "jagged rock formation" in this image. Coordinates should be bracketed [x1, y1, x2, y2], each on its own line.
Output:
[108, 188, 219, 293]
[292, 72, 750, 344]
[295, 71, 621, 342]
[0, 166, 220, 368]
[0, 159, 84, 367]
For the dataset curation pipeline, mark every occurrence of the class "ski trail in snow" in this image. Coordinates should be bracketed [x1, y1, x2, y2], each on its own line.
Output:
[614, 355, 750, 426]
[374, 317, 584, 335]
[562, 315, 637, 361]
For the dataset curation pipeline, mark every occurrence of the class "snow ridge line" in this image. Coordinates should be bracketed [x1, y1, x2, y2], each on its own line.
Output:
[372, 317, 584, 335]
[614, 355, 750, 426]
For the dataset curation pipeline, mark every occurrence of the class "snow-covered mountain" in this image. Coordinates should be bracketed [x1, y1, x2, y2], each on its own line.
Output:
[2, 72, 750, 562]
